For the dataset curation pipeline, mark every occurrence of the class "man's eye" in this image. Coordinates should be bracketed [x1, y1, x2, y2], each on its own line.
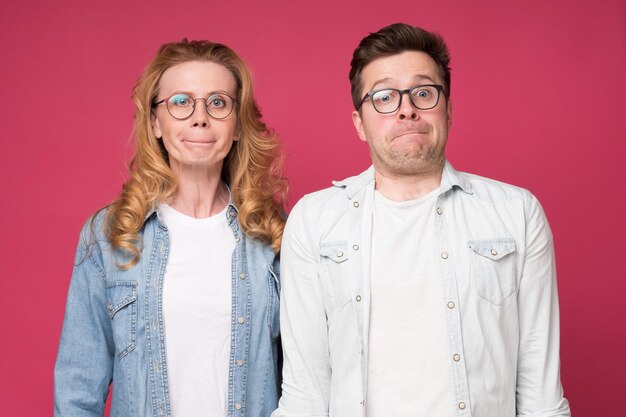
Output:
[170, 94, 192, 106]
[416, 89, 431, 98]
[373, 90, 396, 103]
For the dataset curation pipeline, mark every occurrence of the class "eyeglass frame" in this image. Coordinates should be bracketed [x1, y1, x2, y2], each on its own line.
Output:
[356, 84, 448, 114]
[153, 92, 238, 120]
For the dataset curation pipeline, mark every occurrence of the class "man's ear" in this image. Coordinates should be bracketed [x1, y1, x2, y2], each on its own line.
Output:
[352, 110, 368, 143]
[151, 111, 162, 139]
[446, 99, 453, 129]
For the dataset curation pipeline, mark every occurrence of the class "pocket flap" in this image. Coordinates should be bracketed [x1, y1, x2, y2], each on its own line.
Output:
[320, 242, 349, 263]
[105, 281, 138, 318]
[468, 238, 516, 260]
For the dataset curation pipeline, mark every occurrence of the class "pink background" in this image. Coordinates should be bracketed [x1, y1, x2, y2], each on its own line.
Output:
[1, 0, 624, 415]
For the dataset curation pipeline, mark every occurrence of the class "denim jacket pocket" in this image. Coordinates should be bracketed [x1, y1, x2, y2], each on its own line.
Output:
[105, 280, 138, 358]
[267, 264, 281, 339]
[468, 238, 517, 305]
[319, 242, 352, 308]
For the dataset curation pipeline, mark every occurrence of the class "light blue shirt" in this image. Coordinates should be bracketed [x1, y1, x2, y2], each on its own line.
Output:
[55, 204, 281, 417]
[274, 161, 570, 417]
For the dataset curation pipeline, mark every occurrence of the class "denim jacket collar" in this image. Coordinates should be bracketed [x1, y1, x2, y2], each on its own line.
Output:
[144, 201, 240, 227]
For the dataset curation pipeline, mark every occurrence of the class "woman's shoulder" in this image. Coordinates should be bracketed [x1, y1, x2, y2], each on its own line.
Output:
[78, 207, 109, 242]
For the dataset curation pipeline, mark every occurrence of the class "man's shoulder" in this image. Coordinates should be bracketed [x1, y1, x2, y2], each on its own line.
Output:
[452, 168, 535, 204]
[294, 167, 374, 211]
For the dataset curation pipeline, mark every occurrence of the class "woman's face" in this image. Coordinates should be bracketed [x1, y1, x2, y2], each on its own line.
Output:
[151, 60, 238, 175]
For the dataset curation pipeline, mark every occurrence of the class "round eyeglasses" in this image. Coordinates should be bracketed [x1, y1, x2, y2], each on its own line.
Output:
[356, 84, 447, 114]
[153, 93, 236, 120]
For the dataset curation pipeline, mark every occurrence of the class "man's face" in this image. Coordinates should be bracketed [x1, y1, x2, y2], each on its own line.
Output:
[352, 51, 452, 178]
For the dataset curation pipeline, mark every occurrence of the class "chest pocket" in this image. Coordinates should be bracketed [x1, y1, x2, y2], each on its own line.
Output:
[105, 280, 138, 358]
[468, 238, 517, 305]
[319, 242, 352, 308]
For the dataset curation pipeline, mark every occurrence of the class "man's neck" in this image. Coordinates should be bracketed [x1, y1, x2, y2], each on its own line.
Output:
[374, 164, 444, 202]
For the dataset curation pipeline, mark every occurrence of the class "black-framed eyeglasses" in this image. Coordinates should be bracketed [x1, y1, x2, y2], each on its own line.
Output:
[153, 92, 237, 120]
[356, 84, 447, 114]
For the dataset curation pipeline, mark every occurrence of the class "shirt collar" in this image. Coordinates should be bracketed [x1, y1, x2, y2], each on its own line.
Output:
[332, 160, 473, 198]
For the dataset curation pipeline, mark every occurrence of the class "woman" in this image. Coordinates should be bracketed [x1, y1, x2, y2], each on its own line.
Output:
[54, 40, 286, 417]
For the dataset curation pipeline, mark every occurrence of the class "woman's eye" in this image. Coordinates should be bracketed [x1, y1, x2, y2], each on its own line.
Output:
[211, 98, 226, 108]
[170, 94, 192, 106]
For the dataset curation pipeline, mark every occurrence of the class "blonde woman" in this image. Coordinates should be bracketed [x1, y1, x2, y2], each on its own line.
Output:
[54, 40, 286, 417]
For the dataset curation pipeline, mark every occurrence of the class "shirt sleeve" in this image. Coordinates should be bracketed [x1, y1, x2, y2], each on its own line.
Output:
[54, 225, 114, 417]
[515, 194, 571, 417]
[272, 198, 331, 417]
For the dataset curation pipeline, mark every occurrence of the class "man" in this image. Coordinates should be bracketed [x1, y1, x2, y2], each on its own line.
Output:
[274, 23, 570, 417]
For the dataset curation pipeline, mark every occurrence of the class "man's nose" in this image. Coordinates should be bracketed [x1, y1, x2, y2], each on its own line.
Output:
[397, 92, 418, 120]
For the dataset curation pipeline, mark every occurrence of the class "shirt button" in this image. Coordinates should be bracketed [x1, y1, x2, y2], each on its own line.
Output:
[353, 201, 360, 208]
[441, 251, 449, 259]
[336, 250, 344, 257]
[236, 359, 244, 367]
[436, 207, 443, 215]
[353, 244, 360, 251]
[355, 294, 362, 302]
[237, 316, 245, 324]
[491, 249, 498, 256]
[234, 402, 242, 410]
[453, 354, 461, 362]
[459, 401, 466, 410]
[239, 272, 246, 280]
[447, 301, 455, 309]
[107, 303, 113, 311]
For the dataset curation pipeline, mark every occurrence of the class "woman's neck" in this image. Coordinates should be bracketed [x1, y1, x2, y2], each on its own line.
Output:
[169, 163, 229, 218]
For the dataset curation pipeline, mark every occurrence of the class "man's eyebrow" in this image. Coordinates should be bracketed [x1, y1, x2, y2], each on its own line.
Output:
[415, 74, 436, 83]
[368, 77, 393, 92]
[367, 74, 437, 92]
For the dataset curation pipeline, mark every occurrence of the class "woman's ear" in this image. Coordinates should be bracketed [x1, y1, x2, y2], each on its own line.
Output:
[151, 111, 162, 139]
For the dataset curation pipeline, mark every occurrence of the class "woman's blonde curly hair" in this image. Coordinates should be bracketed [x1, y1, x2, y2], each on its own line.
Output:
[106, 40, 286, 268]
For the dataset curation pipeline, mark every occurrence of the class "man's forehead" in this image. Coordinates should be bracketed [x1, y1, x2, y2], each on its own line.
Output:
[361, 51, 442, 89]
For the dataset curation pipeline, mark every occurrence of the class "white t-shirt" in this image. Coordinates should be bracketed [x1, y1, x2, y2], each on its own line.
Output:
[158, 203, 236, 417]
[366, 188, 454, 417]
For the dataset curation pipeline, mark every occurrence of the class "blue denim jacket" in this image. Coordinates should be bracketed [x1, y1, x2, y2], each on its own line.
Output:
[55, 204, 281, 417]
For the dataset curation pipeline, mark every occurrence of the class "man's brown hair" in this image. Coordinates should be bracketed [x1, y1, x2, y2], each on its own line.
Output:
[349, 23, 451, 109]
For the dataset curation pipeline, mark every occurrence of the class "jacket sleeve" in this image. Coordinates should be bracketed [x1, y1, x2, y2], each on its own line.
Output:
[54, 225, 114, 417]
[272, 198, 331, 417]
[515, 194, 570, 417]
